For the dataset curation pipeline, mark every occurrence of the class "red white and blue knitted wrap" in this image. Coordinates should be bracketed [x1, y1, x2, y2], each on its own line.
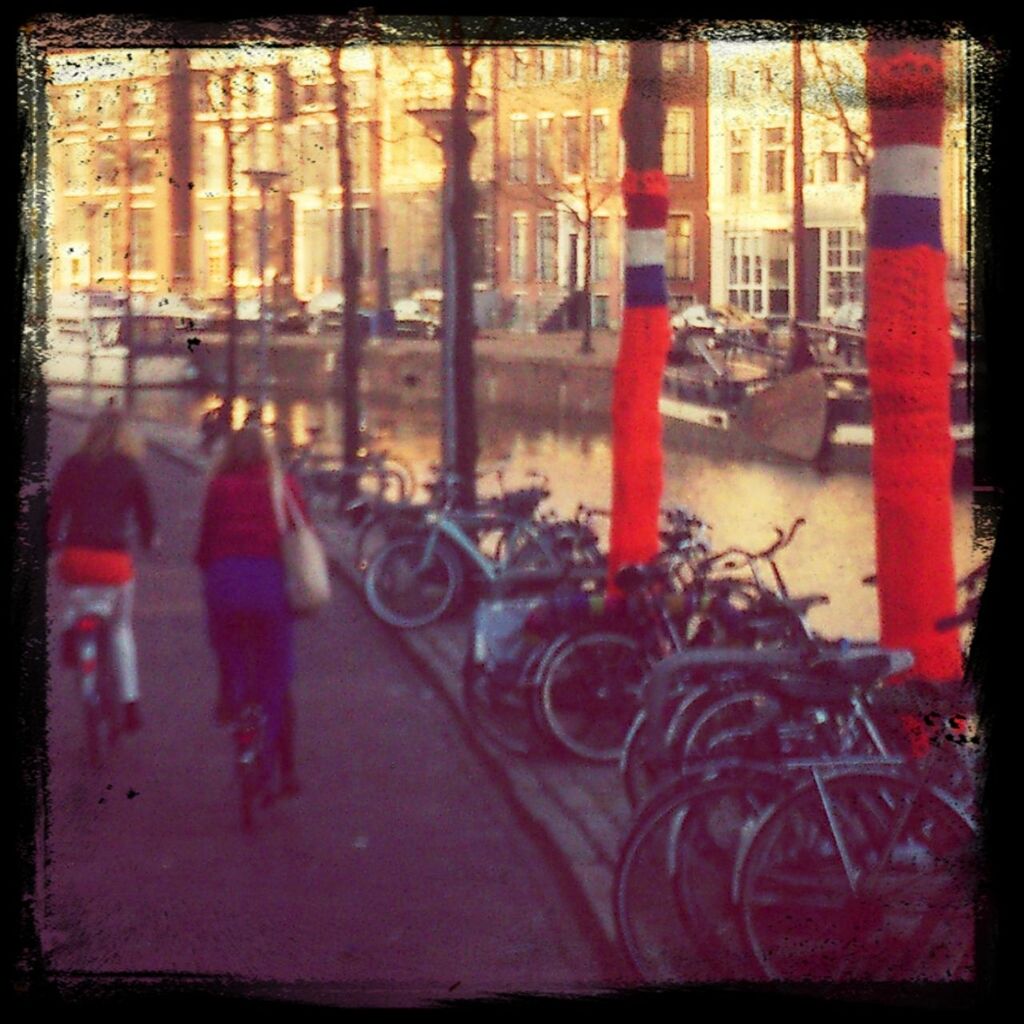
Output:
[609, 169, 671, 582]
[866, 40, 961, 682]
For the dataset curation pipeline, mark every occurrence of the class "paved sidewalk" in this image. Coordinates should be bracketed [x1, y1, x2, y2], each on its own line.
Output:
[51, 398, 635, 958]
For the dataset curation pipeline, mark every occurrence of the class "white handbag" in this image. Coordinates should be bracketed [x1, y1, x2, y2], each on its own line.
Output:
[271, 469, 332, 615]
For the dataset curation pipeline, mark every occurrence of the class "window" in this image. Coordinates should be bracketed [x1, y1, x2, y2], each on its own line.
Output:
[537, 213, 557, 283]
[95, 139, 119, 189]
[64, 140, 90, 192]
[766, 230, 789, 315]
[129, 82, 156, 123]
[130, 140, 156, 188]
[510, 48, 530, 85]
[590, 112, 610, 180]
[129, 208, 154, 272]
[592, 294, 610, 329]
[510, 213, 528, 282]
[563, 114, 582, 177]
[536, 115, 553, 184]
[729, 129, 749, 194]
[509, 116, 529, 184]
[592, 216, 610, 282]
[727, 69, 739, 97]
[96, 206, 121, 275]
[301, 121, 340, 191]
[96, 85, 119, 124]
[663, 42, 695, 74]
[235, 207, 259, 282]
[348, 74, 371, 108]
[538, 47, 557, 83]
[67, 86, 88, 121]
[666, 213, 692, 280]
[728, 234, 763, 314]
[764, 127, 786, 193]
[563, 48, 581, 80]
[353, 206, 372, 276]
[299, 207, 327, 292]
[473, 214, 493, 283]
[590, 44, 612, 79]
[823, 151, 840, 183]
[252, 70, 275, 118]
[665, 108, 693, 178]
[350, 121, 370, 192]
[825, 228, 864, 308]
[200, 127, 226, 193]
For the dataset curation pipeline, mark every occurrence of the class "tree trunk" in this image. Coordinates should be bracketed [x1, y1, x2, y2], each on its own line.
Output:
[335, 51, 363, 507]
[608, 41, 668, 586]
[865, 38, 960, 682]
[447, 44, 479, 509]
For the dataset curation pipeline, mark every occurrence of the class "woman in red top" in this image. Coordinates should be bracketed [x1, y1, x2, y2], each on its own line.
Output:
[194, 423, 307, 798]
[50, 407, 155, 732]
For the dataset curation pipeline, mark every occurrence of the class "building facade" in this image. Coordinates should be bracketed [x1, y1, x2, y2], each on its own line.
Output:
[45, 39, 963, 334]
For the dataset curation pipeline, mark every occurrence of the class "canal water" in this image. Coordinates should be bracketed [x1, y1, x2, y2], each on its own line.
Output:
[49, 382, 992, 643]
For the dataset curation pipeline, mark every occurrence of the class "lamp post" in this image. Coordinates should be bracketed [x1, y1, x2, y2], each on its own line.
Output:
[244, 168, 288, 417]
[409, 98, 485, 487]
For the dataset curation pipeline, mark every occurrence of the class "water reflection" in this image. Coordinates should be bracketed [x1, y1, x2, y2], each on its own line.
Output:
[54, 383, 987, 641]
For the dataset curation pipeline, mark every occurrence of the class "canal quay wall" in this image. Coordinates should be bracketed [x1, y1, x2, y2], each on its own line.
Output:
[190, 329, 622, 420]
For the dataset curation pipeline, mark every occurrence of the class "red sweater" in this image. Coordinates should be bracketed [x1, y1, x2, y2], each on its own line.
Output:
[194, 463, 310, 570]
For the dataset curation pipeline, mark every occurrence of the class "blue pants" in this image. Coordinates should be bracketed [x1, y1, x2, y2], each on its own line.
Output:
[204, 557, 294, 773]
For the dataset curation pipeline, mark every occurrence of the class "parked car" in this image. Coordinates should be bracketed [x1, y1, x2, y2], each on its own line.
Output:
[306, 291, 344, 334]
[393, 297, 440, 340]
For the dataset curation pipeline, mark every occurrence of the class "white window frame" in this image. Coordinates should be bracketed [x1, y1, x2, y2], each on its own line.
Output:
[665, 108, 694, 178]
[666, 212, 692, 281]
[510, 212, 529, 283]
[823, 228, 864, 311]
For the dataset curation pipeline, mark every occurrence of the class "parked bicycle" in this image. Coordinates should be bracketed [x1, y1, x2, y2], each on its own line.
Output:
[362, 472, 601, 629]
[284, 428, 416, 517]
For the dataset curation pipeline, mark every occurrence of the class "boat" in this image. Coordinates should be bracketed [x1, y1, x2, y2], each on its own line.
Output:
[659, 329, 974, 466]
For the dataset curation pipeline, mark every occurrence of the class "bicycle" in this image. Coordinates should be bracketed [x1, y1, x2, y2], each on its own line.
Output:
[362, 475, 598, 629]
[61, 586, 122, 769]
[285, 429, 415, 517]
[619, 518, 827, 807]
[612, 640, 931, 983]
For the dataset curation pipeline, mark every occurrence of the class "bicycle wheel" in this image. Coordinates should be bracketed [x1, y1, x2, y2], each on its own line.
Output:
[620, 682, 715, 810]
[353, 506, 422, 573]
[462, 643, 551, 757]
[613, 778, 695, 983]
[671, 768, 787, 981]
[738, 768, 977, 982]
[235, 705, 266, 833]
[364, 533, 463, 628]
[537, 631, 647, 762]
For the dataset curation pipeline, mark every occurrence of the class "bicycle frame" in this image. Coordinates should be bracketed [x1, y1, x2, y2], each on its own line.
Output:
[415, 509, 558, 582]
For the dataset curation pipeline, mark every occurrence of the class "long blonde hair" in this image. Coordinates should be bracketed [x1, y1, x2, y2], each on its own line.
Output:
[78, 407, 144, 461]
[211, 422, 281, 477]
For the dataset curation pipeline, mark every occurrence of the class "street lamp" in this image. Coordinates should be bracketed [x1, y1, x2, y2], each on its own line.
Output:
[244, 167, 288, 416]
[408, 97, 486, 481]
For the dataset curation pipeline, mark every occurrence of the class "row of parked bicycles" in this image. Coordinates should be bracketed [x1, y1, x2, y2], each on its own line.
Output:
[288, 438, 986, 984]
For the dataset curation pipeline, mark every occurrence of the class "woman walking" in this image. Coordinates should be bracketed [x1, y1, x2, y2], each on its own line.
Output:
[194, 423, 307, 799]
[49, 406, 156, 732]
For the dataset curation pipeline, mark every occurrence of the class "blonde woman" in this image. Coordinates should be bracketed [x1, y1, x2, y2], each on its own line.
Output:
[49, 407, 156, 731]
[194, 423, 308, 799]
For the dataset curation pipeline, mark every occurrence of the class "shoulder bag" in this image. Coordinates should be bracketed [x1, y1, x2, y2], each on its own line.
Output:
[270, 469, 332, 615]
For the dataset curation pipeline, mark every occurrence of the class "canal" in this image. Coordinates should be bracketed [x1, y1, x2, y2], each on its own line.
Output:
[48, 381, 992, 643]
